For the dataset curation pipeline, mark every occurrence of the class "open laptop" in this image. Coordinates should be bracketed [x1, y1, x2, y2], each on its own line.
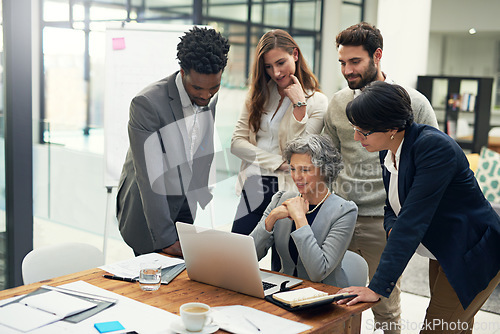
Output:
[176, 222, 302, 298]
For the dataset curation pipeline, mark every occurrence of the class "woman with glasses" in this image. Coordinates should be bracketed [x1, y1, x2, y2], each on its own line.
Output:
[338, 81, 500, 333]
[250, 134, 358, 287]
[230, 29, 328, 269]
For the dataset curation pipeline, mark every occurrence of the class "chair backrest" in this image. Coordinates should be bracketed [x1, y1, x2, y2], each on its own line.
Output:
[22, 242, 104, 285]
[466, 153, 480, 173]
[341, 250, 369, 287]
[490, 202, 500, 216]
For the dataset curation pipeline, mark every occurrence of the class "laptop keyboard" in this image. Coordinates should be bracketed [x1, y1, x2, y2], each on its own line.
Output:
[262, 281, 277, 290]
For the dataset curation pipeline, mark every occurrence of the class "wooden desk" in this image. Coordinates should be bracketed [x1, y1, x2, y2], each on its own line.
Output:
[0, 268, 375, 334]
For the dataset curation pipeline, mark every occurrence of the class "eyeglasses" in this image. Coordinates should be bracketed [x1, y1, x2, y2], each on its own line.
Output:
[352, 126, 375, 138]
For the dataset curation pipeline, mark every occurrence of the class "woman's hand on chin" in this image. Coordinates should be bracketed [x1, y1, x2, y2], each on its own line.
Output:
[284, 74, 305, 103]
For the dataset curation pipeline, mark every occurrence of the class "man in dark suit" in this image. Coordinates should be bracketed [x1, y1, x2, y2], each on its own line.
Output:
[117, 27, 230, 257]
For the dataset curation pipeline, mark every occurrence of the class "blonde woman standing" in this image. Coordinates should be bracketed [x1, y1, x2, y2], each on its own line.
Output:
[230, 29, 327, 261]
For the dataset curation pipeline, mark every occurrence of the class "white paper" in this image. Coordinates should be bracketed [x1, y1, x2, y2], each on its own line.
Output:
[0, 303, 61, 332]
[22, 291, 97, 318]
[99, 253, 184, 278]
[212, 305, 312, 334]
[0, 281, 180, 334]
[0, 290, 97, 332]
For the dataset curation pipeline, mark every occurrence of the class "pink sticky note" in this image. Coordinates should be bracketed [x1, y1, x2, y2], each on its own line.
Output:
[112, 37, 126, 50]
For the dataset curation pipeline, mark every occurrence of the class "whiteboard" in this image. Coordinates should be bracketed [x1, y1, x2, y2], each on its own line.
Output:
[103, 23, 195, 187]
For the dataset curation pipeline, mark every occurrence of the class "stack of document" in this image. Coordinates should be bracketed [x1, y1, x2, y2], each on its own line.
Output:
[99, 252, 184, 279]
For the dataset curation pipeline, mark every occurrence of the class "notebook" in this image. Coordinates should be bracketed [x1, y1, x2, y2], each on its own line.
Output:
[272, 287, 329, 307]
[0, 290, 100, 332]
[271, 287, 356, 308]
[176, 222, 302, 298]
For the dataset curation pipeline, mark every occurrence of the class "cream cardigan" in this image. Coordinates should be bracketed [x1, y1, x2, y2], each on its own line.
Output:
[231, 80, 328, 194]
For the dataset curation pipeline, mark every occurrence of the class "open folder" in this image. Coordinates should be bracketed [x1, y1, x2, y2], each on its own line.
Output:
[0, 285, 116, 332]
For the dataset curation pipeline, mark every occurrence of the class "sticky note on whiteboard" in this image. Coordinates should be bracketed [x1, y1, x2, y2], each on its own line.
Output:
[112, 37, 126, 50]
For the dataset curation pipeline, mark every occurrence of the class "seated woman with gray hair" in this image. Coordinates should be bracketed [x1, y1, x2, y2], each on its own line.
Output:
[250, 134, 358, 287]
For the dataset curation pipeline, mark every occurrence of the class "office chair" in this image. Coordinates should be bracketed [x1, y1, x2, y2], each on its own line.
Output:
[341, 250, 369, 287]
[22, 242, 104, 285]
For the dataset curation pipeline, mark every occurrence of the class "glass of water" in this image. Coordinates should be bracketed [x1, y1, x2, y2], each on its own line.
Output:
[139, 262, 161, 291]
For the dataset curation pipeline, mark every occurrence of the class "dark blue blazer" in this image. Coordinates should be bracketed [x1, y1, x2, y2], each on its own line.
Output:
[368, 122, 500, 309]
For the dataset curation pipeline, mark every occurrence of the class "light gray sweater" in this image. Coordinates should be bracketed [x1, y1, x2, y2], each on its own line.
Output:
[323, 84, 438, 216]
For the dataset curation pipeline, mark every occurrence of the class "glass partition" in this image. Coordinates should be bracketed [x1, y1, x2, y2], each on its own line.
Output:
[263, 1, 290, 28]
[43, 27, 87, 134]
[293, 0, 322, 31]
[340, 3, 363, 30]
[207, 3, 248, 22]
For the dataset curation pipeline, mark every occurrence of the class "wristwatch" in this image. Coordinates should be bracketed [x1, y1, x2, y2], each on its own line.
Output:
[293, 101, 307, 108]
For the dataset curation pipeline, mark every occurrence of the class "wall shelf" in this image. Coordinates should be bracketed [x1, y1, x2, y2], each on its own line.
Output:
[417, 75, 494, 153]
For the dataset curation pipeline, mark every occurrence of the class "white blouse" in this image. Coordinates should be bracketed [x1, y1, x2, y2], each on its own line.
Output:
[384, 139, 436, 260]
[246, 84, 298, 178]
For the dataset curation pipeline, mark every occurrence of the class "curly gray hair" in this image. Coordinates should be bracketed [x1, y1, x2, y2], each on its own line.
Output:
[283, 134, 343, 185]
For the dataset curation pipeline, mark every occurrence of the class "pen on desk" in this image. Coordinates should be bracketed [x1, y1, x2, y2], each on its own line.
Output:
[103, 274, 138, 283]
[243, 315, 261, 332]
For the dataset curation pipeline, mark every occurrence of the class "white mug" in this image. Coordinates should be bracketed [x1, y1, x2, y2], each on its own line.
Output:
[180, 302, 211, 332]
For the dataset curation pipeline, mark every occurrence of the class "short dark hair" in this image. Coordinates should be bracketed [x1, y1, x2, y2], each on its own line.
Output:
[177, 26, 230, 74]
[336, 22, 383, 58]
[346, 81, 414, 133]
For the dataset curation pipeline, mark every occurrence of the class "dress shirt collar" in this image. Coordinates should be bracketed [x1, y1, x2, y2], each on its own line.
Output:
[384, 137, 404, 174]
[175, 71, 195, 110]
[175, 71, 215, 115]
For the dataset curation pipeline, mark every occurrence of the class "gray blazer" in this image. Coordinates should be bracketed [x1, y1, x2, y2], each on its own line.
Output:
[116, 72, 216, 255]
[251, 191, 358, 288]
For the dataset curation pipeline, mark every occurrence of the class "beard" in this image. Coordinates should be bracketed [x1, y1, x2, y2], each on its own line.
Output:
[345, 58, 379, 90]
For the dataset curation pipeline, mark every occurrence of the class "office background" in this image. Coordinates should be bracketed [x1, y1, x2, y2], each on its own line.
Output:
[0, 0, 499, 296]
